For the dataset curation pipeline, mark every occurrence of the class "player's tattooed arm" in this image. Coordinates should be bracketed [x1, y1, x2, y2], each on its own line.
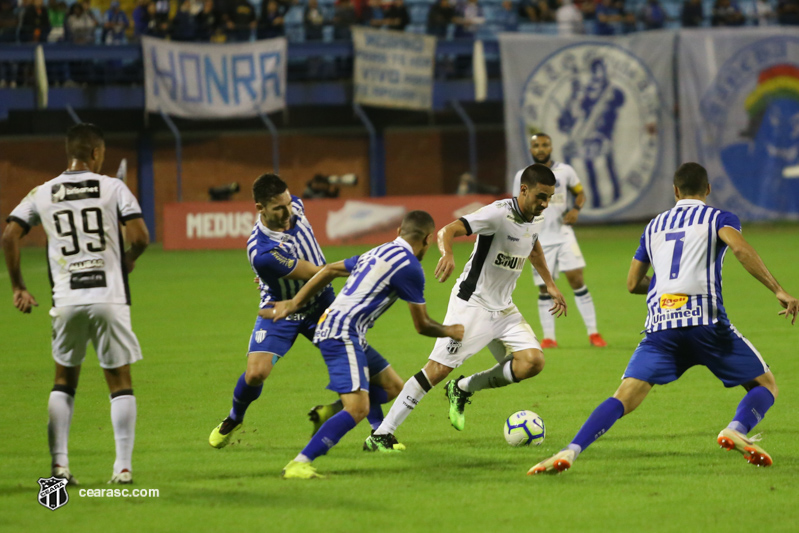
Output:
[719, 227, 798, 325]
[263, 260, 350, 321]
[407, 303, 464, 340]
[528, 240, 567, 317]
[627, 259, 652, 295]
[1, 220, 38, 313]
[562, 187, 585, 225]
[435, 219, 469, 283]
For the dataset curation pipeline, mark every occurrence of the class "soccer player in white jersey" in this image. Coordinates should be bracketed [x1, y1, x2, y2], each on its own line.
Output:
[530, 163, 799, 475]
[208, 174, 406, 450]
[2, 124, 149, 485]
[261, 211, 463, 479]
[513, 133, 606, 348]
[369, 164, 568, 446]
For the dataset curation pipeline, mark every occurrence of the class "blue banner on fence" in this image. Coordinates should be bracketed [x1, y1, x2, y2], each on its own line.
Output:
[142, 36, 287, 119]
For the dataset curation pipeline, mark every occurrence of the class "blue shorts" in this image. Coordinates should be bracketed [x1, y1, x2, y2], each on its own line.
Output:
[247, 292, 334, 365]
[318, 338, 391, 394]
[623, 324, 769, 388]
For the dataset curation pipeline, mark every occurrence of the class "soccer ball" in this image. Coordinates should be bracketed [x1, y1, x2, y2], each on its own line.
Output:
[504, 410, 545, 446]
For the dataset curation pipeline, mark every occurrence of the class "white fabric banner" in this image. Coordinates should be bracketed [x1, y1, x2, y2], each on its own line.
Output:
[142, 36, 287, 119]
[679, 28, 799, 220]
[500, 31, 677, 222]
[353, 27, 436, 111]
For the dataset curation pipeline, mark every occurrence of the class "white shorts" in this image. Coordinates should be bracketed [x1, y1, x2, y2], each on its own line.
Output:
[532, 238, 586, 285]
[49, 304, 143, 369]
[429, 292, 541, 369]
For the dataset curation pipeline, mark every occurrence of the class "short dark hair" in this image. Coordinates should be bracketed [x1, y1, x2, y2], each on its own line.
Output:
[399, 210, 435, 242]
[252, 173, 288, 205]
[673, 163, 708, 196]
[520, 163, 556, 189]
[66, 123, 104, 162]
[530, 132, 551, 141]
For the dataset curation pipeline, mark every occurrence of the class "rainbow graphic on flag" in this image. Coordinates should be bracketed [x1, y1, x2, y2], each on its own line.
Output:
[744, 64, 799, 122]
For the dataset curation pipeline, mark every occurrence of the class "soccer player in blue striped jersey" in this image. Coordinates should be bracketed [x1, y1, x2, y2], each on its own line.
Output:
[530, 163, 799, 475]
[209, 174, 346, 448]
[262, 211, 464, 479]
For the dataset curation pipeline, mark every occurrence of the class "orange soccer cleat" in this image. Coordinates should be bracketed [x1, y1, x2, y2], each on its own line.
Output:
[589, 333, 607, 347]
[540, 339, 558, 349]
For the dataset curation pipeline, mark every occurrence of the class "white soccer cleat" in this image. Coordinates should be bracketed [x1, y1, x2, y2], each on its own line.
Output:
[527, 449, 576, 475]
[52, 465, 79, 486]
[717, 428, 772, 467]
[108, 470, 133, 484]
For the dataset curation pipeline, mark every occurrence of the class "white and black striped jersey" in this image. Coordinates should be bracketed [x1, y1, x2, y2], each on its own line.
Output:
[7, 170, 142, 307]
[633, 199, 741, 332]
[454, 199, 543, 312]
[247, 195, 333, 312]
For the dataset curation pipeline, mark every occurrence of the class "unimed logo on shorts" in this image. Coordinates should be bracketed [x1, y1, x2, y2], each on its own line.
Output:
[37, 477, 69, 511]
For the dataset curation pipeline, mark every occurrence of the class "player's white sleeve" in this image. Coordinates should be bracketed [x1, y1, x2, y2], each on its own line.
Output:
[460, 202, 504, 236]
[8, 187, 41, 232]
[114, 181, 143, 221]
[566, 165, 582, 190]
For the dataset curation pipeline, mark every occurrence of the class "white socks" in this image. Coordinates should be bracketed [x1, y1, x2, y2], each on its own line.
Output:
[48, 390, 75, 468]
[375, 370, 432, 435]
[537, 294, 556, 340]
[460, 359, 516, 393]
[110, 393, 137, 474]
[573, 286, 598, 335]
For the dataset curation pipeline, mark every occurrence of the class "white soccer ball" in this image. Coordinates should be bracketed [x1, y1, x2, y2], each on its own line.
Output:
[504, 410, 545, 447]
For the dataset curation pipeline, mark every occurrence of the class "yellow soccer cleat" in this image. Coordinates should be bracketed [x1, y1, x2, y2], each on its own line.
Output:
[209, 417, 243, 449]
[308, 403, 343, 436]
[717, 428, 773, 467]
[281, 460, 325, 480]
[527, 449, 576, 476]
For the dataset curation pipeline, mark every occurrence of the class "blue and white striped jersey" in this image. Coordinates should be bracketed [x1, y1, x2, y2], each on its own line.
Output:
[314, 237, 426, 347]
[634, 199, 742, 333]
[247, 195, 333, 312]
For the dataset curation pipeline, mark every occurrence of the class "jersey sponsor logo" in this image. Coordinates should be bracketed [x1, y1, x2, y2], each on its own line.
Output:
[659, 293, 689, 309]
[699, 37, 799, 214]
[446, 339, 462, 354]
[69, 270, 107, 289]
[51, 180, 101, 203]
[651, 306, 702, 325]
[254, 329, 267, 343]
[507, 235, 520, 242]
[519, 44, 661, 216]
[494, 252, 526, 271]
[68, 259, 105, 272]
[270, 250, 297, 269]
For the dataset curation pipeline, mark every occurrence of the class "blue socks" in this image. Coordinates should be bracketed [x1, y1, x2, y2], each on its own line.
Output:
[729, 386, 775, 434]
[300, 410, 357, 461]
[229, 373, 263, 422]
[367, 386, 389, 430]
[568, 397, 625, 456]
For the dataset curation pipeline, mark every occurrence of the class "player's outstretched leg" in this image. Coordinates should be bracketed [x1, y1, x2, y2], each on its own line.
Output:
[109, 389, 136, 484]
[445, 376, 473, 431]
[49, 384, 78, 485]
[718, 382, 776, 467]
[209, 372, 261, 448]
[374, 367, 439, 444]
[364, 433, 406, 452]
[363, 385, 407, 451]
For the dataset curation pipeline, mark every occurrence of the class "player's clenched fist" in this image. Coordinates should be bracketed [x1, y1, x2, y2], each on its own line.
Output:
[447, 324, 465, 342]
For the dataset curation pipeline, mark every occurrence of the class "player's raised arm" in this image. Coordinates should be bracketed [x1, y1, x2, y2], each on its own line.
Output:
[718, 226, 798, 324]
[528, 240, 567, 317]
[435, 219, 470, 283]
[2, 220, 38, 313]
[407, 302, 464, 340]
[262, 259, 352, 321]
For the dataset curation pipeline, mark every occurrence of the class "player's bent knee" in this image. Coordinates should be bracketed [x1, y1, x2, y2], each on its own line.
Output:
[423, 360, 453, 387]
[513, 350, 545, 380]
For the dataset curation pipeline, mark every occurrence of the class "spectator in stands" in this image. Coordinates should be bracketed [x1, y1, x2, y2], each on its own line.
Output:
[66, 1, 96, 43]
[361, 0, 387, 27]
[195, 0, 217, 39]
[680, 0, 704, 26]
[172, 0, 199, 39]
[148, 0, 170, 37]
[455, 0, 483, 37]
[303, 0, 324, 40]
[427, 0, 454, 37]
[556, 0, 583, 33]
[518, 0, 554, 22]
[594, 0, 621, 34]
[499, 0, 518, 30]
[257, 0, 284, 38]
[102, 0, 129, 43]
[711, 0, 745, 25]
[0, 0, 18, 88]
[131, 0, 149, 39]
[752, 0, 775, 24]
[225, 0, 255, 41]
[47, 0, 66, 41]
[639, 0, 665, 28]
[386, 0, 409, 30]
[777, 0, 799, 24]
[333, 0, 356, 39]
[20, 0, 51, 42]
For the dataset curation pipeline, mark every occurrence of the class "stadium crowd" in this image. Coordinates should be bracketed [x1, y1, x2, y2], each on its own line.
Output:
[0, 0, 797, 86]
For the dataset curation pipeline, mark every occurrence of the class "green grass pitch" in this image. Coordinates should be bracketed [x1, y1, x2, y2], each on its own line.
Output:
[2, 223, 798, 533]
